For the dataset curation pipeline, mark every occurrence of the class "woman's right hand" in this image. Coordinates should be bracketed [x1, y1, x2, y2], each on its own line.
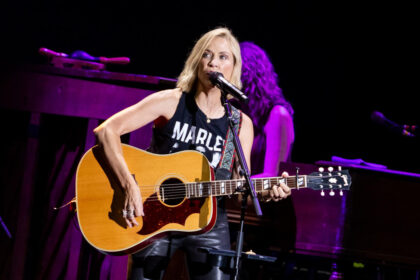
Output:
[122, 184, 144, 228]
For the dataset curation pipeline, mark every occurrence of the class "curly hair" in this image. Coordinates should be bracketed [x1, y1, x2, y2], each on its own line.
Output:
[240, 42, 293, 128]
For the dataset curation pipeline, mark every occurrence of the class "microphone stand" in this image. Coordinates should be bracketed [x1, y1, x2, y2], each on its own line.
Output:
[199, 90, 276, 280]
[221, 92, 263, 279]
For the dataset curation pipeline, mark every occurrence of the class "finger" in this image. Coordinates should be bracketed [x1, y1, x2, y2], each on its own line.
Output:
[280, 183, 291, 195]
[135, 209, 144, 217]
[128, 216, 139, 227]
[134, 202, 145, 217]
[124, 215, 139, 228]
[277, 187, 288, 199]
[271, 185, 287, 200]
[270, 188, 280, 202]
[281, 171, 289, 177]
[271, 185, 280, 198]
[125, 218, 135, 228]
[123, 208, 139, 228]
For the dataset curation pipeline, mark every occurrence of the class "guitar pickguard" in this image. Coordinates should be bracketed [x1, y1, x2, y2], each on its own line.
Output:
[138, 193, 205, 235]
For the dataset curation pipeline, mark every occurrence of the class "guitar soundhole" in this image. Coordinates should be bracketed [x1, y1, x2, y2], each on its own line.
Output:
[160, 178, 185, 206]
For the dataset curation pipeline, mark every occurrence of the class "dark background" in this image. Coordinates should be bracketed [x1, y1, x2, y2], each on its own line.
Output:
[3, 0, 419, 173]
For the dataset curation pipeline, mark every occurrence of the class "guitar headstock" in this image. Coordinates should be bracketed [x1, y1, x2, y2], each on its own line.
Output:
[307, 167, 352, 196]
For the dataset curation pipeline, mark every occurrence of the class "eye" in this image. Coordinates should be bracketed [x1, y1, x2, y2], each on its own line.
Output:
[220, 54, 229, 60]
[202, 52, 212, 59]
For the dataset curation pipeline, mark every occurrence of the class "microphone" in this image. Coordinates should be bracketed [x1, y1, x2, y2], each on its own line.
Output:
[209, 72, 249, 103]
[371, 111, 416, 137]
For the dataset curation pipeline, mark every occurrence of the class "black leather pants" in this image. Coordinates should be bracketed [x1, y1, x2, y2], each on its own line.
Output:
[130, 201, 231, 280]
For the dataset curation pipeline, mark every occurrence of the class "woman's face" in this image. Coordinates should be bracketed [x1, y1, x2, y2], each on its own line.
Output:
[197, 36, 235, 90]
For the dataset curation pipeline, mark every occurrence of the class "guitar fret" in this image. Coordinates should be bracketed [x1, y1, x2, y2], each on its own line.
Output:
[190, 183, 193, 197]
[298, 176, 304, 188]
[186, 183, 189, 198]
[195, 183, 198, 198]
[280, 178, 286, 186]
[236, 180, 241, 189]
[189, 183, 192, 198]
[263, 179, 270, 190]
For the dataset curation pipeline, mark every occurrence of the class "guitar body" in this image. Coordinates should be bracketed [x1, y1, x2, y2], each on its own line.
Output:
[76, 144, 217, 255]
[76, 144, 352, 255]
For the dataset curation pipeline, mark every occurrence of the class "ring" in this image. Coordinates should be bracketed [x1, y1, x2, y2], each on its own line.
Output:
[123, 209, 134, 219]
[127, 210, 134, 219]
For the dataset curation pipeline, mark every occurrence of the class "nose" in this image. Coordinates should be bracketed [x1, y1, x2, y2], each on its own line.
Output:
[208, 56, 219, 68]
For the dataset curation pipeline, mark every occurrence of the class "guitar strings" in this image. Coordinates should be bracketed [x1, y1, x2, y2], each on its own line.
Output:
[130, 176, 346, 201]
[135, 175, 343, 190]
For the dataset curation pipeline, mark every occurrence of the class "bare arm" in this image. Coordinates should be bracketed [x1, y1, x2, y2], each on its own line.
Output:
[262, 105, 294, 176]
[238, 113, 254, 171]
[93, 88, 182, 227]
[252, 105, 294, 201]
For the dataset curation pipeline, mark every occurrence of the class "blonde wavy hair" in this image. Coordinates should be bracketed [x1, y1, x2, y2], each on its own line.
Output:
[177, 27, 242, 93]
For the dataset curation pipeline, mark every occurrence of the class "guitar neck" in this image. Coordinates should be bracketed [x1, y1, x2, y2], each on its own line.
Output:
[185, 176, 307, 199]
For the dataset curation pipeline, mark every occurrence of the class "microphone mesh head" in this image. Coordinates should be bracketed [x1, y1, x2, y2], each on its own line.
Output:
[209, 71, 223, 85]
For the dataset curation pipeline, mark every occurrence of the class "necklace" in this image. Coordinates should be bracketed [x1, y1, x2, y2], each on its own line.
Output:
[205, 108, 224, 123]
[195, 98, 224, 124]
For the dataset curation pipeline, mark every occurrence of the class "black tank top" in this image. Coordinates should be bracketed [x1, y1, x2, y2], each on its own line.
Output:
[149, 92, 229, 169]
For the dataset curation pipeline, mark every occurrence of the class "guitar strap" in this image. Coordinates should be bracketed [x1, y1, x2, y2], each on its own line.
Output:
[215, 104, 242, 180]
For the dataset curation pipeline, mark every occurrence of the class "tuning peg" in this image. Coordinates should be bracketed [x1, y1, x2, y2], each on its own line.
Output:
[318, 167, 325, 173]
[329, 185, 335, 196]
[320, 185, 325, 196]
[337, 166, 342, 176]
[340, 189, 344, 196]
[328, 167, 334, 172]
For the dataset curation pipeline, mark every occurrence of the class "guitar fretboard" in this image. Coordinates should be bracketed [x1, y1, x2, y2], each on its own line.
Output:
[184, 176, 307, 198]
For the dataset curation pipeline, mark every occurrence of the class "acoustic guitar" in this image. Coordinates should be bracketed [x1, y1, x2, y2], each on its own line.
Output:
[76, 144, 351, 255]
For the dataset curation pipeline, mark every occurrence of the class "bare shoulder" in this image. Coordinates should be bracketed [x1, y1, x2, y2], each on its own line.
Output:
[241, 112, 253, 127]
[264, 105, 294, 137]
[151, 88, 183, 104]
[269, 105, 292, 119]
[145, 88, 182, 118]
[240, 112, 254, 136]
